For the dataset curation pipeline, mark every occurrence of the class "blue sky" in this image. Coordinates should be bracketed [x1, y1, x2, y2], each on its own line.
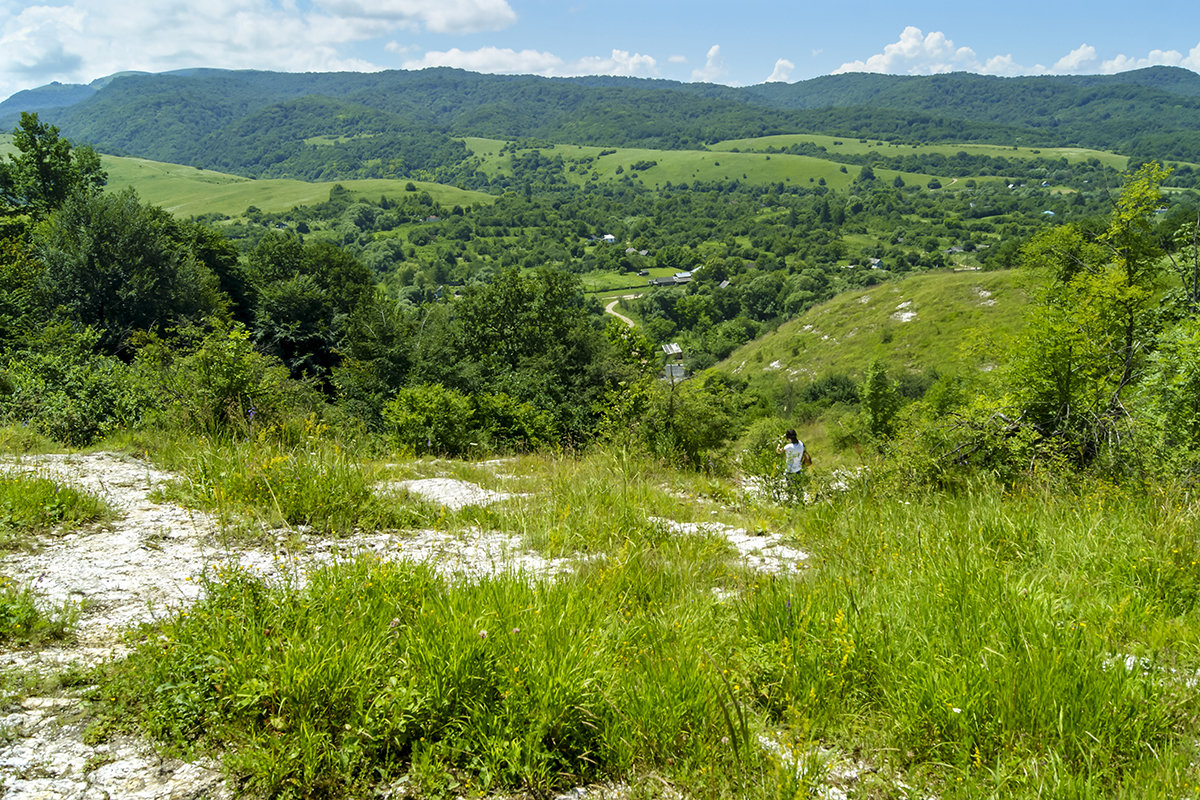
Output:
[2, 0, 1199, 103]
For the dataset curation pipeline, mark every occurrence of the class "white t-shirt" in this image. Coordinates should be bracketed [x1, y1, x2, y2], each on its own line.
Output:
[783, 441, 806, 473]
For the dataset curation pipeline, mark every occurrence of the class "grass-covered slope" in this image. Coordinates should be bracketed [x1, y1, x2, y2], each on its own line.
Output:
[100, 153, 494, 217]
[722, 269, 1028, 387]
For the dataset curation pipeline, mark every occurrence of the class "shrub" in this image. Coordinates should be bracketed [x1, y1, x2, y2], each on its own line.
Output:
[138, 321, 307, 437]
[0, 323, 152, 446]
[382, 383, 474, 457]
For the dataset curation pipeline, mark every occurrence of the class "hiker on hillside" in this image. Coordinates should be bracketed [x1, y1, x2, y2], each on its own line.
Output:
[777, 428, 807, 474]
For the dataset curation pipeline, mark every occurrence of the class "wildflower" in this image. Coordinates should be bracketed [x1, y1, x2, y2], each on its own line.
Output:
[720, 736, 730, 745]
[479, 629, 487, 639]
[511, 627, 520, 635]
[390, 618, 400, 628]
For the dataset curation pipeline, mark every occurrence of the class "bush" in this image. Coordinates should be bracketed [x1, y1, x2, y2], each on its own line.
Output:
[138, 321, 309, 437]
[383, 383, 473, 456]
[0, 323, 151, 446]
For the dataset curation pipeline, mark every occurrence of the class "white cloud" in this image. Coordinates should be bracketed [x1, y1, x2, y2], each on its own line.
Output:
[312, 0, 516, 34]
[574, 49, 657, 77]
[668, 54, 688, 64]
[691, 44, 725, 82]
[838, 28, 1200, 80]
[766, 58, 794, 83]
[1099, 46, 1200, 73]
[403, 45, 658, 79]
[834, 26, 980, 75]
[404, 46, 562, 74]
[1052, 44, 1096, 73]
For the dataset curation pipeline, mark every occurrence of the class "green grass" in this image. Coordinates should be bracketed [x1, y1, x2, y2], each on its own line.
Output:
[709, 133, 1134, 169]
[101, 154, 494, 217]
[0, 574, 78, 646]
[153, 433, 434, 537]
[460, 137, 955, 192]
[724, 268, 1029, 386]
[96, 446, 1200, 798]
[0, 469, 111, 549]
[581, 266, 675, 293]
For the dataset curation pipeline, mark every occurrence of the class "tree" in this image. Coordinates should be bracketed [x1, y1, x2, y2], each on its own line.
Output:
[247, 232, 373, 383]
[0, 112, 106, 224]
[36, 188, 222, 355]
[861, 359, 901, 438]
[1009, 163, 1172, 464]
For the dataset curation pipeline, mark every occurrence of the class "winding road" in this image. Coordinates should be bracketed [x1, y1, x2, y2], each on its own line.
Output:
[604, 295, 639, 327]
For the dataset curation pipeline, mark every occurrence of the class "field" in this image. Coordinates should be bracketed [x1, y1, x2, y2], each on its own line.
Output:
[460, 137, 958, 192]
[709, 132, 1134, 168]
[723, 268, 1028, 385]
[100, 154, 495, 217]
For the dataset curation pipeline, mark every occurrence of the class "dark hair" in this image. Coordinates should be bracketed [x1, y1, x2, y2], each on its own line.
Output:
[785, 428, 798, 444]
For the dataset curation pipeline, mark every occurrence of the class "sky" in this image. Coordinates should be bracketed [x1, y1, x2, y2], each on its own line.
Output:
[2, 0, 1200, 103]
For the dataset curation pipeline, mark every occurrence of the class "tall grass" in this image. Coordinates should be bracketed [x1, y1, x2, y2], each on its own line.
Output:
[152, 426, 433, 537]
[101, 450, 1200, 798]
[0, 574, 78, 645]
[0, 469, 110, 549]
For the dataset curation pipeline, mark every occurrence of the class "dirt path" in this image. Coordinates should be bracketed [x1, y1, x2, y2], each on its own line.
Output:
[603, 296, 638, 328]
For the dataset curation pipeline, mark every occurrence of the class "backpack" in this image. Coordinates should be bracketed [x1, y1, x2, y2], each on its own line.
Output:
[801, 449, 812, 467]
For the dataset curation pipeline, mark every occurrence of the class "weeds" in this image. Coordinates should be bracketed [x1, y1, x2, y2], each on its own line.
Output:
[0, 574, 78, 646]
[0, 470, 110, 549]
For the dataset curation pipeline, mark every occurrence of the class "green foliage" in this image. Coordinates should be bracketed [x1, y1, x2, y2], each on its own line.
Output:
[0, 111, 106, 222]
[137, 321, 308, 437]
[382, 383, 474, 457]
[1007, 164, 1173, 466]
[860, 358, 901, 438]
[0, 323, 152, 446]
[0, 470, 109, 548]
[248, 233, 373, 383]
[1143, 318, 1200, 471]
[35, 188, 223, 355]
[0, 574, 78, 646]
[642, 371, 747, 469]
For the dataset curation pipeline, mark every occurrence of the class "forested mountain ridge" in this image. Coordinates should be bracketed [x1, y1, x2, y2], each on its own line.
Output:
[4, 66, 1200, 180]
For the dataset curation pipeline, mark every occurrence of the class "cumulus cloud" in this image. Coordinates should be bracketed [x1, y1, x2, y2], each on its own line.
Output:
[575, 49, 657, 77]
[766, 58, 794, 83]
[1099, 45, 1200, 73]
[691, 44, 725, 82]
[834, 26, 980, 75]
[838, 27, 1200, 79]
[402, 45, 657, 78]
[1052, 44, 1096, 73]
[403, 46, 563, 75]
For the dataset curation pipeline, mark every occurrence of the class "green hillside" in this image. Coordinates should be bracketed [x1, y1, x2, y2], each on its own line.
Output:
[100, 153, 493, 217]
[723, 269, 1028, 387]
[459, 137, 953, 192]
[709, 133, 1131, 169]
[11, 66, 1200, 183]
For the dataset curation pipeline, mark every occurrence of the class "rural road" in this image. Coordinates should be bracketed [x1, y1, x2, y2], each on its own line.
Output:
[604, 295, 638, 327]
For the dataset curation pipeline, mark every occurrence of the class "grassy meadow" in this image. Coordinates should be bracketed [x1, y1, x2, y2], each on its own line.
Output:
[58, 430, 1197, 800]
[460, 137, 953, 192]
[100, 154, 494, 218]
[709, 133, 1134, 169]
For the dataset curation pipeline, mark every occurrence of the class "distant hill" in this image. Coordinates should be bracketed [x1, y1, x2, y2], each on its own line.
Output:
[4, 66, 1200, 180]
